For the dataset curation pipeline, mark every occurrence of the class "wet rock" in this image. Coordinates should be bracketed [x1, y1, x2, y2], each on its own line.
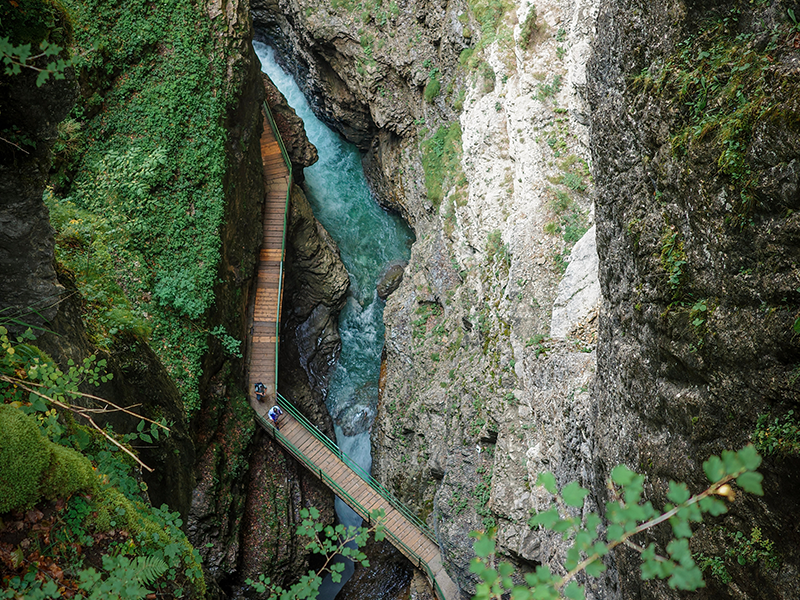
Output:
[0, 55, 75, 329]
[262, 72, 318, 180]
[280, 184, 350, 435]
[338, 536, 414, 600]
[377, 262, 406, 300]
[331, 380, 378, 436]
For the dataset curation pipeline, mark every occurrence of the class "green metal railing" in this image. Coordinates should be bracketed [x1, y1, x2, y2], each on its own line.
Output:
[261, 100, 293, 394]
[275, 393, 435, 539]
[255, 401, 446, 600]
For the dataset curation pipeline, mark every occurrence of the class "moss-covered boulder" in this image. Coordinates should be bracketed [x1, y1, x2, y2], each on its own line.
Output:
[0, 404, 93, 512]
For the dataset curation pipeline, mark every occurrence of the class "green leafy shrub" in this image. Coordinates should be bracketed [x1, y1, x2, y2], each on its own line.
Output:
[561, 211, 588, 244]
[420, 122, 464, 209]
[46, 194, 152, 348]
[518, 6, 541, 50]
[423, 69, 441, 102]
[0, 327, 204, 596]
[660, 227, 687, 299]
[726, 526, 780, 571]
[0, 0, 73, 87]
[470, 445, 764, 599]
[47, 0, 241, 412]
[486, 229, 511, 267]
[536, 74, 562, 101]
[246, 507, 386, 598]
[753, 409, 800, 457]
[694, 552, 731, 584]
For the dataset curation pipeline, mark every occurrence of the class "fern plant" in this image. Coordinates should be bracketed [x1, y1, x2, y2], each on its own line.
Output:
[77, 555, 168, 599]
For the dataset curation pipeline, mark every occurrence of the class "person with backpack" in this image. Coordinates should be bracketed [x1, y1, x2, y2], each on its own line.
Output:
[268, 405, 283, 429]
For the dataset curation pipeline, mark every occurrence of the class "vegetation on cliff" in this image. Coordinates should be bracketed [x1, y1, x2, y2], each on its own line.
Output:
[48, 0, 248, 412]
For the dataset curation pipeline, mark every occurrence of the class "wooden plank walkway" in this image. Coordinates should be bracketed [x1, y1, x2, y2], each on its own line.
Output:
[260, 410, 460, 600]
[247, 103, 459, 600]
[248, 107, 290, 405]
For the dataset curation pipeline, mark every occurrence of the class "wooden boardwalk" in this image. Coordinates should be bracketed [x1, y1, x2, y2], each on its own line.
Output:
[248, 107, 290, 405]
[261, 411, 459, 600]
[248, 103, 459, 600]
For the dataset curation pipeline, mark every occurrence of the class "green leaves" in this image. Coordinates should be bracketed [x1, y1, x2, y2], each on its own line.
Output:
[0, 37, 72, 87]
[561, 482, 588, 508]
[472, 531, 497, 558]
[528, 508, 559, 529]
[667, 481, 690, 505]
[703, 454, 725, 482]
[536, 471, 557, 494]
[610, 464, 636, 486]
[735, 471, 763, 495]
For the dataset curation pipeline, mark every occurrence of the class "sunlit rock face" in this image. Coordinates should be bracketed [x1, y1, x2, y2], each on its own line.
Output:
[247, 0, 610, 596]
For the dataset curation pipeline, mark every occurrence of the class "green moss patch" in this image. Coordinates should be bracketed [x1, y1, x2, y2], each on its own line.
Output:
[647, 4, 800, 225]
[0, 405, 93, 513]
[420, 122, 464, 210]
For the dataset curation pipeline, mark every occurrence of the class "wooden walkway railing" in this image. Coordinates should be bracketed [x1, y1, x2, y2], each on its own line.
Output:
[248, 101, 459, 600]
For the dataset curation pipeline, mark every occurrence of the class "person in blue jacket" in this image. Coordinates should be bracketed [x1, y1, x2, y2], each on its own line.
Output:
[268, 405, 283, 429]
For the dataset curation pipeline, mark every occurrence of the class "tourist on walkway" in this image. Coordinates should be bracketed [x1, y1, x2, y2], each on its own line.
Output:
[268, 405, 283, 429]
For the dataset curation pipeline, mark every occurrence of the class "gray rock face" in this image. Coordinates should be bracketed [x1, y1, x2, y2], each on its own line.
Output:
[280, 184, 350, 435]
[249, 0, 604, 596]
[550, 225, 601, 339]
[0, 68, 75, 328]
[262, 72, 319, 179]
[588, 0, 800, 597]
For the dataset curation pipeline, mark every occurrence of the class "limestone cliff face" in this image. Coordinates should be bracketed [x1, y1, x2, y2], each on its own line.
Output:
[589, 0, 800, 598]
[254, 0, 796, 597]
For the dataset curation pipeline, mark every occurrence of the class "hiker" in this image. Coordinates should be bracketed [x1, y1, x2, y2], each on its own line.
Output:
[268, 405, 283, 429]
[254, 382, 266, 403]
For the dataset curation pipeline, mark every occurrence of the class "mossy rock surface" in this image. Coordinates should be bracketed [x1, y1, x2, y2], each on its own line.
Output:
[0, 404, 93, 513]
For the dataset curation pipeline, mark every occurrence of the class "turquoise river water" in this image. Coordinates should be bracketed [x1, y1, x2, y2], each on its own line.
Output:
[254, 42, 414, 596]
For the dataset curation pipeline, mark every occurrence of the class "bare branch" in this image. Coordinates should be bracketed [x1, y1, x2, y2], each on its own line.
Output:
[3, 375, 170, 431]
[1, 375, 154, 472]
[0, 135, 30, 154]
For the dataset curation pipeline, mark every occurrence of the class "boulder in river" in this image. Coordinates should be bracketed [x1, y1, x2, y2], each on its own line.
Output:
[376, 262, 406, 300]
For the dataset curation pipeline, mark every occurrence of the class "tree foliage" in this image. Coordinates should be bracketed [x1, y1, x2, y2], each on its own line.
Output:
[245, 507, 386, 599]
[469, 445, 763, 599]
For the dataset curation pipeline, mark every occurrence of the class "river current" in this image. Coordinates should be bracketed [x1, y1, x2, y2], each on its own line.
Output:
[254, 42, 414, 596]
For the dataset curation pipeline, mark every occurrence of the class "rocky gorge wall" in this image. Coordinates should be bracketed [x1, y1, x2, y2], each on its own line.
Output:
[589, 0, 800, 597]
[250, 0, 800, 598]
[0, 0, 349, 597]
[250, 0, 607, 596]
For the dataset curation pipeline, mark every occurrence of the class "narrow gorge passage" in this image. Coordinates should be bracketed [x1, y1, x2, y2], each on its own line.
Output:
[254, 43, 415, 596]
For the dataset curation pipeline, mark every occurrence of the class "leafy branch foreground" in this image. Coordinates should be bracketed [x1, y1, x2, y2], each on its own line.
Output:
[243, 446, 762, 600]
[470, 445, 763, 600]
[245, 507, 386, 599]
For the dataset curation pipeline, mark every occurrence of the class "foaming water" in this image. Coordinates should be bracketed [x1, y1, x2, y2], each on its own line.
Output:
[254, 42, 414, 597]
